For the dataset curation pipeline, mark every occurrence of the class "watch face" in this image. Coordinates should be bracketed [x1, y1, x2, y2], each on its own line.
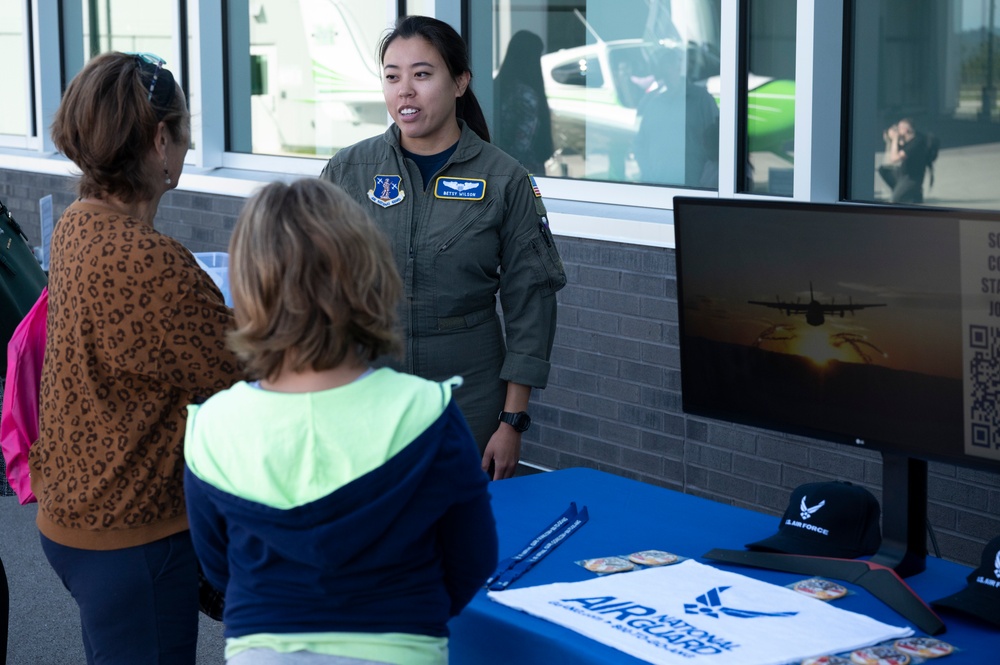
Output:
[501, 411, 531, 432]
[512, 413, 530, 431]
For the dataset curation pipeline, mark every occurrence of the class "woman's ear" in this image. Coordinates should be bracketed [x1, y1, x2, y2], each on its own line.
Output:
[153, 121, 170, 160]
[455, 71, 471, 98]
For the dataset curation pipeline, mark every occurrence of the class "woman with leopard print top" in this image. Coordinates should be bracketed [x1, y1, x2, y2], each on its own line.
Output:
[30, 52, 243, 665]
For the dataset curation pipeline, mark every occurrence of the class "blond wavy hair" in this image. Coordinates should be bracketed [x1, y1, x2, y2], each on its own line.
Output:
[227, 178, 402, 380]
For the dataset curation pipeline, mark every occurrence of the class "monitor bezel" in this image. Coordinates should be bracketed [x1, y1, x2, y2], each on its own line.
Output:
[673, 195, 1000, 477]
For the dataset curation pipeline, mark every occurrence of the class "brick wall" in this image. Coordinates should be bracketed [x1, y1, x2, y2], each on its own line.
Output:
[4, 169, 999, 568]
[0, 169, 241, 254]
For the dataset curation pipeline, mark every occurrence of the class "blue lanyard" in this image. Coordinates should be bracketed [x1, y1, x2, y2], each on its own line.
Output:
[487, 503, 589, 591]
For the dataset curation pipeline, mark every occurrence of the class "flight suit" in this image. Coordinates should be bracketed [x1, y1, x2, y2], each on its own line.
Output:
[320, 121, 566, 451]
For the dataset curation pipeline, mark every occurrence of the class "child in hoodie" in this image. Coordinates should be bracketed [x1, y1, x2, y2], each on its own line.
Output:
[184, 178, 498, 665]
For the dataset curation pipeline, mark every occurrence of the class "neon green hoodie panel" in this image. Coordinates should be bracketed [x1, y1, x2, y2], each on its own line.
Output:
[185, 368, 456, 509]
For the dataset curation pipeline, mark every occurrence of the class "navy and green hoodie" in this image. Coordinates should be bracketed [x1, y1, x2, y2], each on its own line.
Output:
[184, 368, 497, 658]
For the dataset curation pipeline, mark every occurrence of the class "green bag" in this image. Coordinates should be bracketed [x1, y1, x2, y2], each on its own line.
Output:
[0, 198, 48, 377]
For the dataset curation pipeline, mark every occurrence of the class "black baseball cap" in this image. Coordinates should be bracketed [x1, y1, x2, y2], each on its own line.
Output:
[931, 534, 1000, 627]
[746, 481, 882, 559]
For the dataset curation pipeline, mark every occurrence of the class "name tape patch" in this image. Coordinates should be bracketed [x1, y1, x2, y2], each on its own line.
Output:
[434, 177, 486, 200]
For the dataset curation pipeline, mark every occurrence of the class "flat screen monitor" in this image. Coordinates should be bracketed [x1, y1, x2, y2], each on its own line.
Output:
[673, 196, 1000, 576]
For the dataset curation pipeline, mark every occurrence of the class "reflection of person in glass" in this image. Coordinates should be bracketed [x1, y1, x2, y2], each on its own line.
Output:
[633, 41, 719, 187]
[878, 118, 935, 204]
[493, 30, 554, 174]
[320, 16, 566, 480]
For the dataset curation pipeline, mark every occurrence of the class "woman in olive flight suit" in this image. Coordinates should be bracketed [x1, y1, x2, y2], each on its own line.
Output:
[320, 16, 565, 480]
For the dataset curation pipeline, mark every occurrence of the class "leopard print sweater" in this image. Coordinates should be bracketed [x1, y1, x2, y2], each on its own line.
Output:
[31, 200, 243, 550]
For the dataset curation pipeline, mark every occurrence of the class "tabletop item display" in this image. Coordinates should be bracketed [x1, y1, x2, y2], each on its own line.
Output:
[486, 502, 588, 591]
[578, 549, 683, 575]
[791, 577, 851, 601]
[581, 556, 634, 574]
[449, 468, 998, 665]
[848, 645, 911, 665]
[489, 559, 913, 665]
[930, 534, 1000, 628]
[801, 656, 852, 665]
[805, 637, 957, 665]
[628, 550, 680, 566]
[745, 481, 883, 559]
[892, 637, 954, 658]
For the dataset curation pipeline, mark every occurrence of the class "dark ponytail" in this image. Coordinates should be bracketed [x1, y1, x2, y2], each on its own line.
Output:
[379, 15, 491, 143]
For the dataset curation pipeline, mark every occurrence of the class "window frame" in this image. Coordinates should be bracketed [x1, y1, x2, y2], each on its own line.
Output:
[0, 0, 37, 148]
[1, 0, 852, 251]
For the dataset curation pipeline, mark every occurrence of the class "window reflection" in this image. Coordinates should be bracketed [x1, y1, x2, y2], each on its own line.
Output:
[59, 1, 175, 108]
[0, 1, 29, 136]
[225, 0, 390, 157]
[76, 1, 173, 62]
[849, 0, 1000, 210]
[476, 1, 722, 188]
[741, 0, 797, 196]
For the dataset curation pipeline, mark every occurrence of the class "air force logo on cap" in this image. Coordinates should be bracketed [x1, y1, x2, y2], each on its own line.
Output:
[800, 497, 826, 520]
[434, 177, 486, 200]
[746, 481, 882, 559]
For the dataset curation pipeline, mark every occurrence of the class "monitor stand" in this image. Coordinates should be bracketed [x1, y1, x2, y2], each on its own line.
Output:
[869, 452, 927, 578]
[702, 451, 942, 634]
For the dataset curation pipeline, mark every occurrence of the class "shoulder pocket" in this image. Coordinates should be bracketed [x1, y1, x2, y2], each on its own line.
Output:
[520, 220, 566, 295]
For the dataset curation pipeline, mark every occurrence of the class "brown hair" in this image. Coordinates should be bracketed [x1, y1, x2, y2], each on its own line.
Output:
[51, 52, 188, 203]
[379, 15, 491, 143]
[227, 178, 403, 381]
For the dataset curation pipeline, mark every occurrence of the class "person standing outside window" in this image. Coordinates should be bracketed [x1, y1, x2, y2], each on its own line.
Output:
[878, 117, 937, 204]
[320, 16, 566, 480]
[493, 29, 555, 174]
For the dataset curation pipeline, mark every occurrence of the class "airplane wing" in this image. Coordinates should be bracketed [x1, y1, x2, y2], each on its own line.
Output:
[819, 303, 887, 314]
[747, 300, 810, 313]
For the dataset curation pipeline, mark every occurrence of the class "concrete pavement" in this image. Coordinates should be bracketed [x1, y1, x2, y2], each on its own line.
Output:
[0, 498, 225, 665]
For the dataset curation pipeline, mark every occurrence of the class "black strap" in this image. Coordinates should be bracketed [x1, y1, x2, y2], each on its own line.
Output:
[0, 552, 8, 665]
[0, 199, 29, 245]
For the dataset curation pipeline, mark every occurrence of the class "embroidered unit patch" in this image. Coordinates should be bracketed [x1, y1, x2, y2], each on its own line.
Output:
[368, 175, 405, 208]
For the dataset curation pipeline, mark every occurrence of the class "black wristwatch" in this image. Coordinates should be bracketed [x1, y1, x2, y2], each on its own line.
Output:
[498, 410, 531, 433]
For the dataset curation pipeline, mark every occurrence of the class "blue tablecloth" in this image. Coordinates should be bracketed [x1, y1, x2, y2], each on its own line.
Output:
[448, 468, 1000, 664]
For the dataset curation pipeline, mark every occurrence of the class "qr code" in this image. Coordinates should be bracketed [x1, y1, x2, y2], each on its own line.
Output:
[968, 325, 1000, 449]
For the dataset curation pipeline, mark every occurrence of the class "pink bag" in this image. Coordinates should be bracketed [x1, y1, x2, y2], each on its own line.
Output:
[1, 287, 47, 504]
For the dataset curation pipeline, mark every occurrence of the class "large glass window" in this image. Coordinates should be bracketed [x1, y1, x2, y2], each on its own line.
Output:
[472, 1, 722, 187]
[0, 0, 30, 137]
[739, 0, 796, 196]
[225, 0, 391, 157]
[62, 1, 176, 84]
[82, 1, 173, 55]
[849, 0, 1000, 210]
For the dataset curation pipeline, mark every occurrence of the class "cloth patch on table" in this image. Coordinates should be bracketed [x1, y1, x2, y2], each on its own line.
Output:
[488, 559, 912, 665]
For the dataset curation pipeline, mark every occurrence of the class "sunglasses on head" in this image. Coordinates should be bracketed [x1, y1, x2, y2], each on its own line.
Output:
[130, 52, 166, 102]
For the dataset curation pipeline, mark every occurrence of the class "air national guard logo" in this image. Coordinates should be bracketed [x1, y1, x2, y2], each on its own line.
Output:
[684, 586, 799, 620]
[368, 175, 405, 208]
[434, 177, 486, 200]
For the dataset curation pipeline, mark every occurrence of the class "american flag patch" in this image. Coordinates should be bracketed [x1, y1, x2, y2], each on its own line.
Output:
[528, 174, 542, 198]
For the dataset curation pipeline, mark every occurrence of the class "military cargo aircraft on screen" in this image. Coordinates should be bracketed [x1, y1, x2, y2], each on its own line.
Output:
[749, 283, 886, 327]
